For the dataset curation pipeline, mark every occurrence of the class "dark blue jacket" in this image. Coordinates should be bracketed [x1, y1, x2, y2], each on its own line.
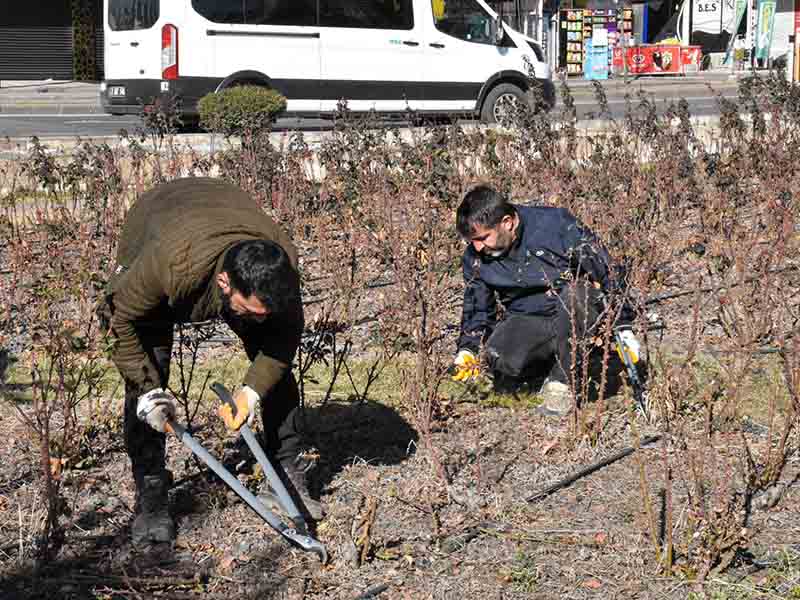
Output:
[458, 205, 626, 353]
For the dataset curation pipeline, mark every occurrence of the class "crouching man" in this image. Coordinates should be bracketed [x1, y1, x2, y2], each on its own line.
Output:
[99, 177, 322, 546]
[452, 185, 641, 416]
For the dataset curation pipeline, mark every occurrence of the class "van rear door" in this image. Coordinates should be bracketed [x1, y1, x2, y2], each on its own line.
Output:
[105, 0, 163, 81]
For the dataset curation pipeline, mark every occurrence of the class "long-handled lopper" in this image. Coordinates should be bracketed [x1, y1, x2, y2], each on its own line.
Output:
[163, 383, 327, 563]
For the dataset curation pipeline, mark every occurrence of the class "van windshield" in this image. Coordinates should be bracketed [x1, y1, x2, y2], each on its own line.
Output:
[109, 0, 160, 31]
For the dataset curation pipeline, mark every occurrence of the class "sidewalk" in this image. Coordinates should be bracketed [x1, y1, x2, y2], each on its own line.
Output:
[0, 70, 753, 116]
[564, 68, 753, 95]
[0, 80, 101, 115]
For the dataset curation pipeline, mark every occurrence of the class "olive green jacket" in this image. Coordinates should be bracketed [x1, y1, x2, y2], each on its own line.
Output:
[107, 177, 302, 398]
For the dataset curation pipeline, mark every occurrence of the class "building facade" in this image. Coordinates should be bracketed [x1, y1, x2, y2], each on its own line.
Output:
[1, 0, 103, 80]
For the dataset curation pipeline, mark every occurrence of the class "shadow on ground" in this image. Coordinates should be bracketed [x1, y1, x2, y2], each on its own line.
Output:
[302, 399, 418, 495]
[0, 399, 414, 598]
[169, 398, 416, 513]
[0, 537, 208, 600]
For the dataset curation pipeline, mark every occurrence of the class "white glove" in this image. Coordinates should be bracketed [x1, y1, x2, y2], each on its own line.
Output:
[218, 385, 259, 431]
[453, 349, 480, 382]
[454, 349, 477, 367]
[616, 329, 641, 364]
[136, 388, 177, 433]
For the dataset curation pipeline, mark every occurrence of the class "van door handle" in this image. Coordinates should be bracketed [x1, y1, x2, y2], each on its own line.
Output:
[130, 41, 139, 47]
[402, 40, 419, 46]
[429, 42, 446, 48]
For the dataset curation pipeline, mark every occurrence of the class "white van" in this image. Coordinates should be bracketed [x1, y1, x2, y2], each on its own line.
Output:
[101, 0, 553, 123]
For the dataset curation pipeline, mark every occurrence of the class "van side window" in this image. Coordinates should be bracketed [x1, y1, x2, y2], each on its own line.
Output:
[319, 0, 414, 30]
[192, 0, 315, 26]
[109, 0, 159, 31]
[246, 0, 317, 25]
[431, 0, 493, 44]
[192, 0, 244, 24]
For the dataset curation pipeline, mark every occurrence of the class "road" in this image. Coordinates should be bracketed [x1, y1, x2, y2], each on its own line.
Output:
[0, 79, 741, 139]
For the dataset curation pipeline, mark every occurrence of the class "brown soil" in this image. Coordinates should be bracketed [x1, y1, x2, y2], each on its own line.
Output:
[1, 357, 799, 600]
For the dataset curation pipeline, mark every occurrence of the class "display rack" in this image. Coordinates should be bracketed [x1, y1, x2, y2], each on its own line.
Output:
[558, 7, 633, 76]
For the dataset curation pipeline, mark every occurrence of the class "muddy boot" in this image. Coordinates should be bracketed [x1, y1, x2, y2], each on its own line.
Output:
[258, 456, 325, 521]
[131, 470, 175, 545]
[535, 379, 573, 417]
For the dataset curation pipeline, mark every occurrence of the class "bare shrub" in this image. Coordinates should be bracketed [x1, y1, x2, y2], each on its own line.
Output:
[0, 73, 797, 589]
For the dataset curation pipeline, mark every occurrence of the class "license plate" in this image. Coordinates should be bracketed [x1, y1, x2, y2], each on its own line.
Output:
[109, 86, 126, 97]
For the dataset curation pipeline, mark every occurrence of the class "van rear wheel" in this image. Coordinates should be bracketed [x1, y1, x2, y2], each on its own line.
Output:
[480, 83, 526, 126]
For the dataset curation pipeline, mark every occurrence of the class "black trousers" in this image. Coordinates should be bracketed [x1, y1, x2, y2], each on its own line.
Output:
[485, 282, 604, 386]
[122, 320, 302, 489]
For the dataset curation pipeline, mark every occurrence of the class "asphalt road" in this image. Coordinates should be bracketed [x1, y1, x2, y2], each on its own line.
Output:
[0, 83, 740, 140]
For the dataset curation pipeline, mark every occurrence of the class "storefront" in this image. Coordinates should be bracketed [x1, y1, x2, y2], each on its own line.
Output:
[541, 0, 796, 74]
[666, 0, 795, 67]
[0, 0, 103, 81]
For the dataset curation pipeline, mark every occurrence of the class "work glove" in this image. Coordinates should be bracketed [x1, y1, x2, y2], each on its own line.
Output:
[218, 385, 259, 431]
[136, 388, 177, 433]
[452, 349, 480, 382]
[615, 329, 641, 365]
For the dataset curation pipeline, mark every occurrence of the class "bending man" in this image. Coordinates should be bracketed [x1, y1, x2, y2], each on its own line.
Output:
[100, 177, 321, 546]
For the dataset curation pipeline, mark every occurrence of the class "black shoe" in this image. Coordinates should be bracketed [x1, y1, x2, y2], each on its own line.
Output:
[132, 470, 175, 545]
[257, 456, 325, 521]
[492, 373, 525, 395]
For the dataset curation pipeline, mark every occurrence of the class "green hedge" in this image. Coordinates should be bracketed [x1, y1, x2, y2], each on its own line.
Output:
[198, 86, 287, 136]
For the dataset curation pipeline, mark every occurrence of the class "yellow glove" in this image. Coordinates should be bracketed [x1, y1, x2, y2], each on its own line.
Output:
[452, 349, 480, 382]
[615, 329, 641, 365]
[218, 386, 259, 431]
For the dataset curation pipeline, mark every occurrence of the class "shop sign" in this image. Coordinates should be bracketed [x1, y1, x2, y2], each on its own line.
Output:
[612, 45, 702, 75]
[755, 0, 777, 61]
[693, 0, 724, 34]
[723, 0, 749, 63]
[627, 46, 681, 74]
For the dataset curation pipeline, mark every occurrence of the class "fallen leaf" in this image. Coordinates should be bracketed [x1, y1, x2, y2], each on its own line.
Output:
[594, 532, 608, 545]
[49, 457, 67, 478]
[542, 440, 558, 455]
[583, 578, 602, 589]
[218, 554, 236, 573]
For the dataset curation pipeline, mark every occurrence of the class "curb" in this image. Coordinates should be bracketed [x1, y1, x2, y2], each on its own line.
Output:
[0, 104, 103, 115]
[0, 116, 726, 153]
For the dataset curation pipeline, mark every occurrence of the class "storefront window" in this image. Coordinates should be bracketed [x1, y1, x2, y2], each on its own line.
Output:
[484, 0, 524, 32]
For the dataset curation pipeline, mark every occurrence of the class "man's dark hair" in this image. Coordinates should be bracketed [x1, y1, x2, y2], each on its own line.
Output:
[222, 240, 300, 315]
[456, 185, 517, 239]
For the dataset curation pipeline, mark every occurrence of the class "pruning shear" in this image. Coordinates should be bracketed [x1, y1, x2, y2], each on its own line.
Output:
[613, 328, 649, 421]
[164, 382, 327, 563]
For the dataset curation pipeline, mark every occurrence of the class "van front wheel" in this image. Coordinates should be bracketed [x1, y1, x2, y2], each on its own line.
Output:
[480, 83, 526, 125]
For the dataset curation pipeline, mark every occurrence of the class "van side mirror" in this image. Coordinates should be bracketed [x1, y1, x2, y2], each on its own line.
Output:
[493, 16, 505, 45]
